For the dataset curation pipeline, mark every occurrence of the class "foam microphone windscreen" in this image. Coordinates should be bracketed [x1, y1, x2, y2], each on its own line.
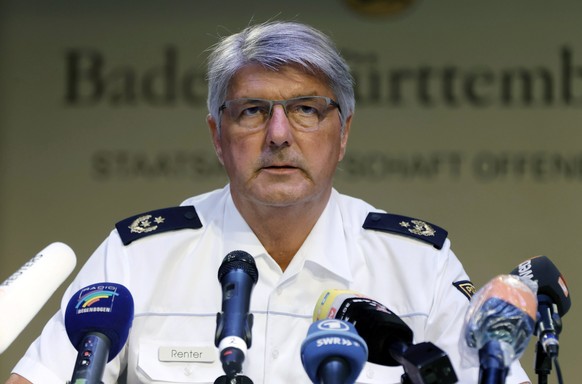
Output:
[510, 255, 570, 316]
[314, 289, 413, 366]
[65, 282, 134, 361]
[301, 319, 368, 384]
[0, 242, 76, 354]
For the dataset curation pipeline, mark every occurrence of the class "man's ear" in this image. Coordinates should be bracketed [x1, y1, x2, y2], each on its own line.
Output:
[339, 113, 353, 162]
[207, 114, 224, 165]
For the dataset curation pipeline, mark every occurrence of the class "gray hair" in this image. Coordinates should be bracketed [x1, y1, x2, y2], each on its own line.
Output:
[206, 21, 355, 133]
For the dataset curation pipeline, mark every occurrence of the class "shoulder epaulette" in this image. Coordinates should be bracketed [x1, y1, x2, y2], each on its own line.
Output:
[115, 206, 202, 245]
[363, 212, 448, 250]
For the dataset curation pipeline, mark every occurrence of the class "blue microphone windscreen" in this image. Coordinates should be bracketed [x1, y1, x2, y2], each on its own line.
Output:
[301, 319, 368, 383]
[65, 282, 134, 361]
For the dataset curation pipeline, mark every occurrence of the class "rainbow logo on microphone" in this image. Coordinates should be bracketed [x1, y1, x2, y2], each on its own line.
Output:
[73, 285, 120, 314]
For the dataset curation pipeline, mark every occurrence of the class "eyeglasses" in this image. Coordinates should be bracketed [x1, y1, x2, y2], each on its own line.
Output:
[219, 96, 341, 132]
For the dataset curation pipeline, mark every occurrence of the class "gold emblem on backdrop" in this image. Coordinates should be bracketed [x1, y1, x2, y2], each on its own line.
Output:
[344, 0, 417, 17]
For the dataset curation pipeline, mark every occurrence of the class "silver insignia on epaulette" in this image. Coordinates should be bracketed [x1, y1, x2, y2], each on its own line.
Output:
[399, 219, 436, 237]
[129, 214, 165, 234]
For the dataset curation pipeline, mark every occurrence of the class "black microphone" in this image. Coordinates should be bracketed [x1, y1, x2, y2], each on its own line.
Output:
[510, 255, 571, 358]
[65, 282, 134, 384]
[214, 250, 259, 378]
[314, 289, 458, 384]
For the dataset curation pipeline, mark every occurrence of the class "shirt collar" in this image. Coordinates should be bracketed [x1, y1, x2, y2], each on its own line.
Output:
[292, 189, 354, 283]
[222, 188, 267, 258]
[221, 187, 353, 283]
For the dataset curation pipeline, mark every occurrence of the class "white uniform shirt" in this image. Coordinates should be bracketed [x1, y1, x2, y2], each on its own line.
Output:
[13, 186, 530, 383]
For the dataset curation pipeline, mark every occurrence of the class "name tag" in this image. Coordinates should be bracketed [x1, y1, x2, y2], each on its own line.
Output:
[158, 346, 216, 363]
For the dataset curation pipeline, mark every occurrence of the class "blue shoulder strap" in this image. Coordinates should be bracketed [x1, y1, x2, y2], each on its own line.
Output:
[363, 212, 448, 250]
[115, 206, 202, 245]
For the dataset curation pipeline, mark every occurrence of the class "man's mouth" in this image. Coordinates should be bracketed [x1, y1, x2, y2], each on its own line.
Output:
[265, 165, 294, 169]
[260, 164, 301, 174]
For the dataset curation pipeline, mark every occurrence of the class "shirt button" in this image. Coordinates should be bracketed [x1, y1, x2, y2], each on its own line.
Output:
[370, 213, 381, 222]
[271, 349, 280, 359]
[366, 367, 375, 379]
[184, 366, 193, 376]
[276, 287, 283, 295]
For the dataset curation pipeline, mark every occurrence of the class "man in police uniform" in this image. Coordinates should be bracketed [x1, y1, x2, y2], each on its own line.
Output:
[7, 21, 531, 383]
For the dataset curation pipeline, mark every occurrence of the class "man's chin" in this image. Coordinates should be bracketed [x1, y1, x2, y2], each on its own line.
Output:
[250, 187, 311, 207]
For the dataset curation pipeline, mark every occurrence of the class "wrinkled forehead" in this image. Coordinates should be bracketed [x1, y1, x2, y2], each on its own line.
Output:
[226, 63, 334, 99]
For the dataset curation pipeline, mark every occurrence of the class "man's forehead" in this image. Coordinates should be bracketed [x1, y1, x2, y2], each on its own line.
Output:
[226, 64, 333, 99]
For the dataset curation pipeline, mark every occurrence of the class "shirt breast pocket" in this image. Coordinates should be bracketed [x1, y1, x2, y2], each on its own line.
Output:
[137, 340, 224, 383]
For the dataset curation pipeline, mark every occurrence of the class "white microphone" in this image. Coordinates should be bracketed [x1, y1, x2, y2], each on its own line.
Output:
[0, 242, 77, 354]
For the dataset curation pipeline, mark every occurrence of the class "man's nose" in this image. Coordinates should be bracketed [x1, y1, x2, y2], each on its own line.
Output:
[265, 104, 293, 146]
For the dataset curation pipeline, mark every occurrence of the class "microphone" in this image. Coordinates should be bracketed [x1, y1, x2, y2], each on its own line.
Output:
[314, 289, 458, 384]
[300, 319, 368, 384]
[510, 255, 570, 357]
[463, 274, 537, 384]
[0, 242, 76, 354]
[65, 282, 134, 384]
[214, 250, 259, 378]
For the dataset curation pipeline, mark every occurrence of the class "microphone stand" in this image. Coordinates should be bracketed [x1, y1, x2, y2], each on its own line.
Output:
[477, 340, 508, 384]
[535, 302, 563, 384]
[534, 340, 551, 384]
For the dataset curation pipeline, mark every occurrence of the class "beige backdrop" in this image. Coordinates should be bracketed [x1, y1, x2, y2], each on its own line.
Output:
[0, 1, 579, 382]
